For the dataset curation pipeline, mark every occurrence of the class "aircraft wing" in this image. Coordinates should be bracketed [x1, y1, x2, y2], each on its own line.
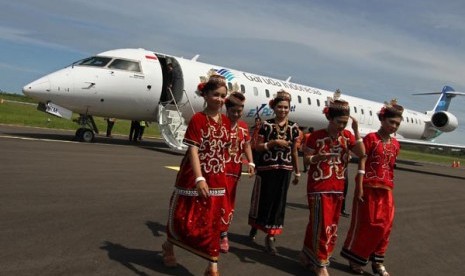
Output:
[397, 138, 465, 150]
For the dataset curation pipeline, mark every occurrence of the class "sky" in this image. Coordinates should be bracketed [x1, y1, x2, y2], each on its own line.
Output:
[1, 0, 464, 145]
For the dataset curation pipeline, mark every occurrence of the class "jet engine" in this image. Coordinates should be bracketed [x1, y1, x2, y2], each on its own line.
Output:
[431, 111, 458, 132]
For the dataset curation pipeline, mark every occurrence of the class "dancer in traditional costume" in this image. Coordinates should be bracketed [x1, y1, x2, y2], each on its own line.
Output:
[220, 91, 255, 253]
[340, 99, 404, 276]
[248, 90, 301, 255]
[300, 90, 366, 276]
[162, 74, 230, 276]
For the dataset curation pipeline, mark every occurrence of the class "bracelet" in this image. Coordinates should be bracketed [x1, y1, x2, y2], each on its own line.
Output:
[356, 138, 363, 144]
[248, 162, 256, 168]
[309, 155, 316, 164]
[195, 176, 206, 184]
[264, 142, 269, 150]
[294, 172, 301, 177]
[357, 170, 365, 175]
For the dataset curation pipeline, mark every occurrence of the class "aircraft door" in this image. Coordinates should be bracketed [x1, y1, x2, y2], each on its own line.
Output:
[159, 57, 184, 105]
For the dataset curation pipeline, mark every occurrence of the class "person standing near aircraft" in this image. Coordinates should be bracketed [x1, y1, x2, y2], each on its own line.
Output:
[162, 75, 230, 276]
[105, 118, 116, 138]
[248, 90, 300, 255]
[299, 90, 365, 276]
[302, 127, 314, 173]
[220, 91, 255, 253]
[340, 99, 404, 276]
[250, 116, 262, 165]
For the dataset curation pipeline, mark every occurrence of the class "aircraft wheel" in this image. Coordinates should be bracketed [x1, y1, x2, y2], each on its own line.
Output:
[81, 129, 95, 142]
[75, 128, 84, 140]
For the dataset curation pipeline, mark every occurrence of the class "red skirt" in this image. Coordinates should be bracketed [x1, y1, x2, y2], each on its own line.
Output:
[219, 175, 240, 233]
[167, 186, 226, 261]
[341, 187, 394, 264]
[302, 193, 344, 267]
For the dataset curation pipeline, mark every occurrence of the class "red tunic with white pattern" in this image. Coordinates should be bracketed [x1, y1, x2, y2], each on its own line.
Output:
[302, 128, 356, 267]
[166, 112, 230, 261]
[220, 120, 250, 231]
[363, 132, 400, 190]
[306, 129, 356, 193]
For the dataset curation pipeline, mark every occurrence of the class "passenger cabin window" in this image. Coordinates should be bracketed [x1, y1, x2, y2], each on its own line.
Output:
[361, 109, 364, 115]
[307, 97, 311, 105]
[253, 87, 259, 96]
[265, 89, 270, 98]
[317, 99, 320, 106]
[108, 59, 141, 72]
[354, 107, 357, 113]
[227, 82, 233, 91]
[77, 56, 112, 67]
[240, 84, 246, 93]
[298, 95, 302, 103]
[369, 110, 373, 116]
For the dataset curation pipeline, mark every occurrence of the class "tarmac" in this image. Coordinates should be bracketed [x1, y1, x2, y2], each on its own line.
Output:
[1, 124, 464, 276]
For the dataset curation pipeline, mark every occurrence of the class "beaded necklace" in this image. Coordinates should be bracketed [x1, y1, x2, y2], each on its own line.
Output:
[229, 123, 239, 156]
[274, 119, 289, 140]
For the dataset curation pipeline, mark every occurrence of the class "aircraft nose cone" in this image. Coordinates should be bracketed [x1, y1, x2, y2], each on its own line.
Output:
[22, 76, 50, 100]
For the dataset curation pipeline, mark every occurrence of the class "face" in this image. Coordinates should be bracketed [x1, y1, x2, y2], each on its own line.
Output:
[329, 116, 349, 132]
[273, 100, 290, 120]
[227, 105, 244, 123]
[204, 86, 227, 111]
[381, 116, 402, 134]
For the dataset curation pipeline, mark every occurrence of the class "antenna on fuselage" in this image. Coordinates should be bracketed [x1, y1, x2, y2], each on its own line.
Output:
[285, 76, 292, 82]
[191, 54, 200, 61]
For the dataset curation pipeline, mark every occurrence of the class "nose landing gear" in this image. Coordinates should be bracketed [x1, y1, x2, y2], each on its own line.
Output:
[74, 114, 99, 142]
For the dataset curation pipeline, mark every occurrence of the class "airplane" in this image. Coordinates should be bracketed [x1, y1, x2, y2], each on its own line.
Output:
[22, 48, 465, 150]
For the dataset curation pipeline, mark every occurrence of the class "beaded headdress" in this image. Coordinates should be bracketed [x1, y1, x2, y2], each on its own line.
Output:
[323, 89, 350, 117]
[269, 89, 291, 108]
[378, 99, 404, 119]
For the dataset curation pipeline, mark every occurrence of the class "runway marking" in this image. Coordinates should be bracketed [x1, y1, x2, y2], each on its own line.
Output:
[0, 134, 80, 144]
[164, 165, 254, 175]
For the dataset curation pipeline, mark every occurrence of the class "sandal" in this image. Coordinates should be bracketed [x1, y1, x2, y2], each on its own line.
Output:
[264, 235, 277, 255]
[220, 236, 229, 253]
[349, 261, 364, 274]
[372, 262, 390, 276]
[204, 267, 220, 276]
[314, 266, 329, 276]
[162, 241, 177, 267]
[249, 227, 257, 242]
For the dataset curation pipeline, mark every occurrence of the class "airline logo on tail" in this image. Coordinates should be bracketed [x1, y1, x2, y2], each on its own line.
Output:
[434, 85, 456, 112]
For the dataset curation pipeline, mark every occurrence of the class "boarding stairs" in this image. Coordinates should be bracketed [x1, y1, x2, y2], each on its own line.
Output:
[157, 88, 195, 152]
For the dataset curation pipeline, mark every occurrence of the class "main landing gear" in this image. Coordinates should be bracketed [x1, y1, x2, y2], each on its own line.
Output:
[74, 114, 99, 142]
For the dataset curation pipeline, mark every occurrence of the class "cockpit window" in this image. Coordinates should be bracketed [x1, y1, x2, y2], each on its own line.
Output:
[108, 59, 141, 72]
[77, 56, 112, 67]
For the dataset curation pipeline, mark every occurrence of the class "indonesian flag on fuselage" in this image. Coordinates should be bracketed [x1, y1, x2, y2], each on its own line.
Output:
[145, 54, 157, 60]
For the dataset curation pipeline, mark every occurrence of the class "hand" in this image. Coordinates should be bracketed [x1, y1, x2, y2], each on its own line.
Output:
[292, 177, 299, 185]
[274, 139, 291, 148]
[196, 180, 209, 198]
[247, 164, 256, 177]
[356, 188, 364, 202]
[350, 116, 359, 133]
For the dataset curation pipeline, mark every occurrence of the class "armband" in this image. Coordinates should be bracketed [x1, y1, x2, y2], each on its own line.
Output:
[293, 172, 301, 177]
[248, 162, 256, 168]
[357, 170, 365, 175]
[356, 138, 363, 144]
[195, 176, 206, 184]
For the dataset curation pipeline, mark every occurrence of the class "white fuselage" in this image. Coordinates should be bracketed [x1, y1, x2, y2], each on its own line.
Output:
[22, 48, 442, 140]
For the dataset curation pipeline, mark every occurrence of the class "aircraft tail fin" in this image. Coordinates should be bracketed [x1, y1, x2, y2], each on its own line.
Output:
[413, 85, 465, 112]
